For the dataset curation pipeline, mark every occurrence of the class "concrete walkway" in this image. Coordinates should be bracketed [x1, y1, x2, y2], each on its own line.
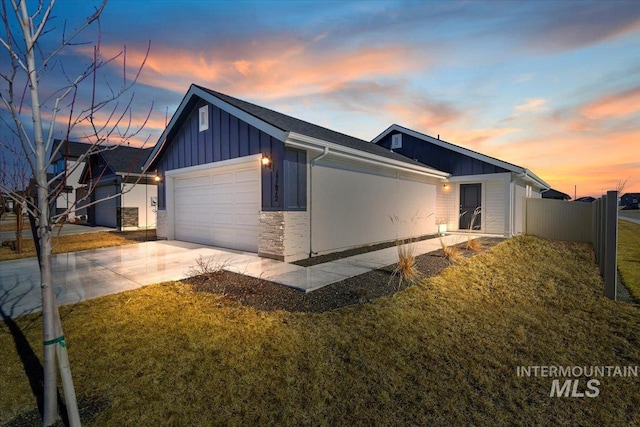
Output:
[0, 234, 468, 318]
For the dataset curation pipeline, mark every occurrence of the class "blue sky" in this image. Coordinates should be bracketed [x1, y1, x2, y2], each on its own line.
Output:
[2, 0, 640, 196]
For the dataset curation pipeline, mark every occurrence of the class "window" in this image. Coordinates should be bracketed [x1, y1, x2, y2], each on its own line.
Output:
[391, 133, 402, 149]
[53, 158, 65, 174]
[199, 105, 209, 132]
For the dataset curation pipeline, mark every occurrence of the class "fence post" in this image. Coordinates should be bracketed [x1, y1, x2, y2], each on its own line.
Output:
[604, 190, 618, 300]
[600, 195, 606, 275]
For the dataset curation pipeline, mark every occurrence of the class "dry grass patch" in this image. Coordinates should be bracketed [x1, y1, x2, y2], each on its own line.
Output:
[2, 236, 640, 426]
[618, 220, 640, 300]
[0, 230, 156, 261]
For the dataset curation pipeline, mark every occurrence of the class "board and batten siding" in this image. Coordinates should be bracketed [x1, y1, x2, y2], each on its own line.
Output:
[155, 100, 306, 212]
[483, 179, 507, 235]
[377, 132, 510, 176]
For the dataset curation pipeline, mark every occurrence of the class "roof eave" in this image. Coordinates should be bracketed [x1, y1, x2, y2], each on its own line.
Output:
[286, 131, 449, 180]
[144, 85, 288, 171]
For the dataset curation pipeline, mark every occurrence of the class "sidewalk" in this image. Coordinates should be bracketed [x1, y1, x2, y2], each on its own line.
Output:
[0, 234, 470, 318]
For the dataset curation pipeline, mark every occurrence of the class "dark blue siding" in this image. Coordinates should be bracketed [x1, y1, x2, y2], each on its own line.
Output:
[284, 148, 307, 210]
[377, 133, 510, 176]
[156, 100, 305, 212]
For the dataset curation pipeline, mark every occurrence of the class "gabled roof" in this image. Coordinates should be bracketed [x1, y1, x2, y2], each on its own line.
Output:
[99, 145, 153, 174]
[53, 140, 94, 160]
[79, 144, 153, 184]
[145, 85, 446, 176]
[371, 124, 550, 189]
[542, 188, 571, 200]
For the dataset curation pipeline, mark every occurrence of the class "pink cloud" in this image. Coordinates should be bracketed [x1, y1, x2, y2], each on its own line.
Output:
[580, 87, 640, 120]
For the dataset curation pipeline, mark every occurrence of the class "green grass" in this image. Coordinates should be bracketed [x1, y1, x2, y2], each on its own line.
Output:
[1, 236, 639, 426]
[618, 220, 640, 300]
[0, 230, 156, 261]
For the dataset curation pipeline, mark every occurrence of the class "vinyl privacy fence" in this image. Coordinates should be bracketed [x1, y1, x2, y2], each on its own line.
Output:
[524, 191, 618, 300]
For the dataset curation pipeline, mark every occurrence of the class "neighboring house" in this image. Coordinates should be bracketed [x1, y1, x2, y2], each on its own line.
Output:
[575, 196, 596, 203]
[79, 145, 158, 230]
[541, 188, 571, 200]
[144, 85, 450, 262]
[51, 140, 91, 218]
[621, 193, 640, 209]
[371, 125, 549, 236]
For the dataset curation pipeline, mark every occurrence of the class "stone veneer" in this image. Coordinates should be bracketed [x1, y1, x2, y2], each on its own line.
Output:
[258, 211, 309, 262]
[117, 207, 139, 230]
[156, 209, 168, 239]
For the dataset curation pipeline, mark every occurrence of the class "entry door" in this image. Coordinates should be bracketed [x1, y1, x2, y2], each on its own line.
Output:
[459, 183, 481, 230]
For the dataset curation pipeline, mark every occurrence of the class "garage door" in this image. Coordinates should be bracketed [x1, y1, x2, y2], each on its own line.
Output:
[172, 159, 260, 252]
[94, 186, 118, 228]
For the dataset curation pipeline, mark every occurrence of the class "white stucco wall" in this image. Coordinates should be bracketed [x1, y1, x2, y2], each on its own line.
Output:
[121, 183, 158, 229]
[310, 157, 439, 255]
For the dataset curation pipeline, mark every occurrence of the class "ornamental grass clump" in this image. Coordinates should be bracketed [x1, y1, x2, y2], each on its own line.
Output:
[390, 239, 421, 289]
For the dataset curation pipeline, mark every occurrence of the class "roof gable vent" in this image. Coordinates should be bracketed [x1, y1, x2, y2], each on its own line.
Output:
[391, 133, 402, 149]
[199, 105, 209, 132]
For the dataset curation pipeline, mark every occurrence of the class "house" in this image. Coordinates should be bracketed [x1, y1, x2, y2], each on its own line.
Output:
[51, 140, 91, 218]
[621, 193, 640, 209]
[371, 125, 549, 236]
[79, 145, 158, 230]
[575, 196, 596, 203]
[542, 188, 571, 201]
[144, 85, 450, 262]
[144, 85, 550, 262]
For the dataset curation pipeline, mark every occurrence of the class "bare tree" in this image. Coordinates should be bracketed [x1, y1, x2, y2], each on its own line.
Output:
[616, 178, 629, 195]
[0, 140, 29, 252]
[0, 1, 150, 425]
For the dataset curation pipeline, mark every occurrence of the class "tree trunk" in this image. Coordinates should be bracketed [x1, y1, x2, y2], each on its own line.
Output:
[15, 199, 23, 253]
[18, 0, 61, 421]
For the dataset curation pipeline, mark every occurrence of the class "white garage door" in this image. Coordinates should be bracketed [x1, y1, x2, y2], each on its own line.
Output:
[94, 186, 118, 228]
[172, 159, 260, 252]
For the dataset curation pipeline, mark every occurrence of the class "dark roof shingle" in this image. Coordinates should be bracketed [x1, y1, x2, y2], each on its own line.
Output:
[195, 85, 430, 168]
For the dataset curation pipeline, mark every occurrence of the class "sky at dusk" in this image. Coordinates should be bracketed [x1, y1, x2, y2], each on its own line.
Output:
[2, 0, 640, 197]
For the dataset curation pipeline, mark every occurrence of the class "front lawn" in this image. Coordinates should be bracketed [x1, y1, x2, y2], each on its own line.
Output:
[0, 229, 156, 261]
[618, 220, 640, 301]
[1, 236, 639, 426]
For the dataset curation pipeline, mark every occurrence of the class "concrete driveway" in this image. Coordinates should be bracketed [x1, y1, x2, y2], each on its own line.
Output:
[0, 240, 279, 318]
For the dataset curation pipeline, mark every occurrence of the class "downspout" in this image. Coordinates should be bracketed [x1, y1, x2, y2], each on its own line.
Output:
[309, 147, 329, 257]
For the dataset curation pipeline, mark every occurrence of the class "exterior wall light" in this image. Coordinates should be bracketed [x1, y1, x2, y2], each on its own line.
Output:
[443, 183, 450, 190]
[261, 154, 272, 169]
[154, 174, 161, 182]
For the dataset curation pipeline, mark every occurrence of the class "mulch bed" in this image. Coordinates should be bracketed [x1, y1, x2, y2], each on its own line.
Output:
[184, 237, 505, 313]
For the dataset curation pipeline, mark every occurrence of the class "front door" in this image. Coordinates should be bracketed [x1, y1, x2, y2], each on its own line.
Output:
[459, 183, 481, 230]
